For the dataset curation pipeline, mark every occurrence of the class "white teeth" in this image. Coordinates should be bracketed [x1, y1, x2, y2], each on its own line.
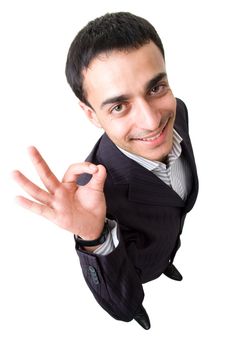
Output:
[139, 131, 162, 141]
[133, 123, 167, 142]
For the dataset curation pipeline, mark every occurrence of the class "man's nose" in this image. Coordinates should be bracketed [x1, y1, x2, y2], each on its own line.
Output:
[134, 99, 161, 130]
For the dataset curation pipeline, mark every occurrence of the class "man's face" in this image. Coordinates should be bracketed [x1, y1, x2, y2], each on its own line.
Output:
[81, 41, 177, 161]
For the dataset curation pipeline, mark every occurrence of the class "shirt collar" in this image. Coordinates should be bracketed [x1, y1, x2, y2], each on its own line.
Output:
[117, 129, 183, 171]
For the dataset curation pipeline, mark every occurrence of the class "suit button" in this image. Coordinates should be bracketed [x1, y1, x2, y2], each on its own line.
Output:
[88, 266, 95, 273]
[88, 266, 100, 285]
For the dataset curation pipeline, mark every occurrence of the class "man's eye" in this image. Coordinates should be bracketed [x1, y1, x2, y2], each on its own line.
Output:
[111, 104, 126, 113]
[149, 84, 167, 95]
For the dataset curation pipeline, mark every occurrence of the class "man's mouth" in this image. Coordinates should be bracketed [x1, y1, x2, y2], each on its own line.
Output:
[131, 120, 168, 142]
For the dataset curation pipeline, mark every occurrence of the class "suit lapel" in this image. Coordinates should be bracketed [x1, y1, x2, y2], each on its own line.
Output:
[174, 120, 199, 213]
[128, 164, 185, 207]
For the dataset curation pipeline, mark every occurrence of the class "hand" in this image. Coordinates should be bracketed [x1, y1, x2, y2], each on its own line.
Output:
[13, 146, 107, 240]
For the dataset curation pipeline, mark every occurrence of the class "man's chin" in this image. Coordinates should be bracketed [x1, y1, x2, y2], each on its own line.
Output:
[135, 143, 172, 162]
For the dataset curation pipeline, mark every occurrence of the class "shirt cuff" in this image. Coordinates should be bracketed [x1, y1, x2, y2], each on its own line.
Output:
[93, 219, 118, 255]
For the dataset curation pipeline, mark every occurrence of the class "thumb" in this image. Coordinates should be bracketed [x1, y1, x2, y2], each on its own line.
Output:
[87, 164, 107, 192]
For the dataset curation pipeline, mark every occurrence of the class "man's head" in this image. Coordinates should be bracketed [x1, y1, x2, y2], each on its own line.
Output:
[66, 12, 177, 161]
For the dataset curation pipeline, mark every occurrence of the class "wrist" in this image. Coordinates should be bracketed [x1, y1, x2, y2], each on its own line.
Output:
[75, 220, 109, 247]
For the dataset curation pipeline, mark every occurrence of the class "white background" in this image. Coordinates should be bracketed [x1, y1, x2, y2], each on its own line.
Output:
[1, 0, 233, 349]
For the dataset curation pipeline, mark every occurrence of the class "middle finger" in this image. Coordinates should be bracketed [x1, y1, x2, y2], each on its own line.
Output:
[13, 170, 52, 205]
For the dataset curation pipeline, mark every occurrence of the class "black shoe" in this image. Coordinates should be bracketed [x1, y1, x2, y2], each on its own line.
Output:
[163, 264, 183, 281]
[134, 305, 151, 330]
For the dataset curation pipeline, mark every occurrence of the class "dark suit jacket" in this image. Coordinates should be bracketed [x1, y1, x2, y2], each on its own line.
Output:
[75, 98, 199, 321]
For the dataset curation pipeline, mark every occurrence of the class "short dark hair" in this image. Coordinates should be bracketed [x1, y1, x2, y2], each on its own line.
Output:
[65, 12, 165, 107]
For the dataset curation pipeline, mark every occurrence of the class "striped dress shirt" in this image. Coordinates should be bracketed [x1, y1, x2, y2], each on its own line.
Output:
[118, 129, 192, 201]
[93, 129, 192, 255]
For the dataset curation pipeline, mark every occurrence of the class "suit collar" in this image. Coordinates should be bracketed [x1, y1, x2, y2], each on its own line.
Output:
[116, 128, 183, 172]
[173, 118, 199, 212]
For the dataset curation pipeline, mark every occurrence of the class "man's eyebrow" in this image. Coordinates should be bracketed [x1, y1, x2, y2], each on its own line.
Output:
[100, 72, 167, 110]
[100, 94, 131, 110]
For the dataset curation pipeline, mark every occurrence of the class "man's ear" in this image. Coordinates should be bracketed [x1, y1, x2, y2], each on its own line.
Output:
[79, 102, 102, 128]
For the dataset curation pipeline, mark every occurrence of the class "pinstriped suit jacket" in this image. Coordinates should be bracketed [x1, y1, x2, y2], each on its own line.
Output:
[75, 98, 199, 321]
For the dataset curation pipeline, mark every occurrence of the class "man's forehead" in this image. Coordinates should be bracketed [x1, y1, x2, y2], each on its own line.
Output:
[82, 42, 166, 104]
[83, 41, 164, 76]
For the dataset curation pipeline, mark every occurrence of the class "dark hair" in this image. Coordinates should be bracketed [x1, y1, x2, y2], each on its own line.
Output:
[65, 12, 165, 107]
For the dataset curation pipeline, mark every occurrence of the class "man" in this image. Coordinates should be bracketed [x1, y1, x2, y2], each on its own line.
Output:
[13, 12, 199, 330]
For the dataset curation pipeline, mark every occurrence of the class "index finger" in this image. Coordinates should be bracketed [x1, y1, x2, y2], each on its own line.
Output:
[62, 162, 98, 183]
[28, 146, 60, 193]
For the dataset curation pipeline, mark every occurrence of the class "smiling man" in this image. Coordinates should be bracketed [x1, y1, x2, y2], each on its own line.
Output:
[80, 42, 176, 162]
[14, 12, 199, 330]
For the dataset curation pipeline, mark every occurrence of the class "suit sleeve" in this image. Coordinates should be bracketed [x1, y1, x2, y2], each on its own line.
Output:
[75, 226, 144, 322]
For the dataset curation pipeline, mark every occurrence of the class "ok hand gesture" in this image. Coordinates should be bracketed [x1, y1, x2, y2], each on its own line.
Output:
[13, 147, 107, 240]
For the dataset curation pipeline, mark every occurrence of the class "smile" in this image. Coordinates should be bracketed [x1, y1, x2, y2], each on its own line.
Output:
[135, 130, 163, 141]
[132, 121, 168, 142]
